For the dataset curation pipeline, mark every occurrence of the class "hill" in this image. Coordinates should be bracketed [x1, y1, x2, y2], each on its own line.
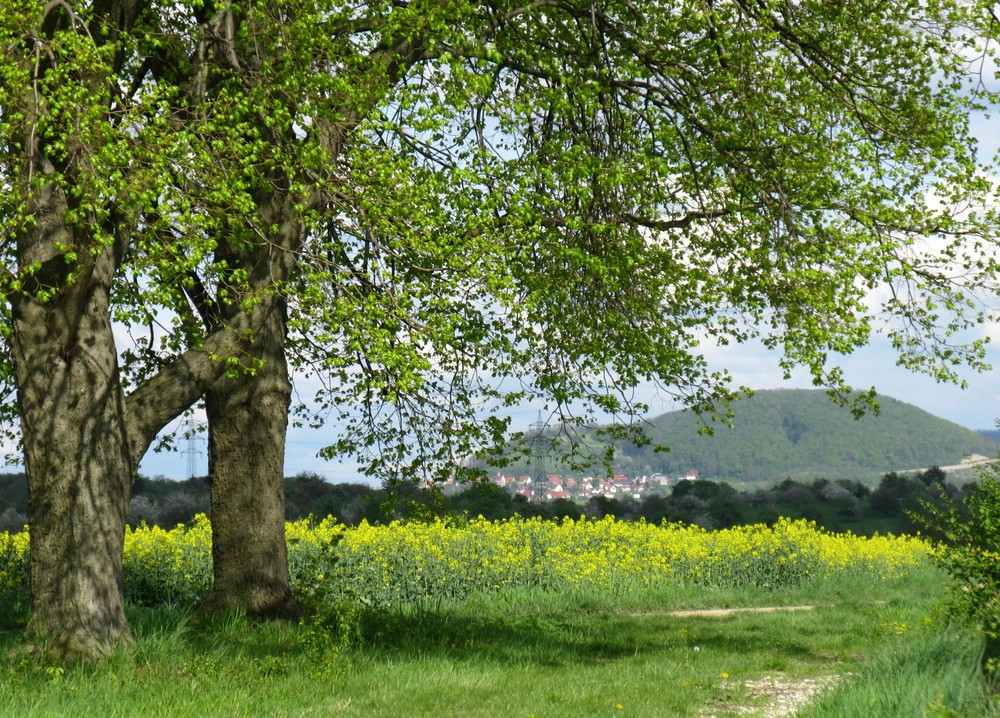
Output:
[496, 389, 1000, 484]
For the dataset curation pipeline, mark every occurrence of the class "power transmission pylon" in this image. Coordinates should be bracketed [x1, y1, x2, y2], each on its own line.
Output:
[180, 419, 205, 479]
[529, 410, 548, 502]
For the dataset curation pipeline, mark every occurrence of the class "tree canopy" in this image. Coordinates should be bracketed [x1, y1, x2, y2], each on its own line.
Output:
[288, 0, 998, 480]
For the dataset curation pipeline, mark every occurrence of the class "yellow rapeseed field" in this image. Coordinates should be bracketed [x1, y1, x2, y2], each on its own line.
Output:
[287, 516, 928, 606]
[0, 516, 929, 610]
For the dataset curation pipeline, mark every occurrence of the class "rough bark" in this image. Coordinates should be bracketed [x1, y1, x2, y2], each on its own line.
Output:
[2, 0, 151, 661]
[11, 277, 134, 660]
[8, 198, 249, 662]
[200, 295, 298, 620]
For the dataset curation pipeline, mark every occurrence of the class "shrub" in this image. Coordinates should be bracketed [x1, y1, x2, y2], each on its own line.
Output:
[918, 467, 1000, 681]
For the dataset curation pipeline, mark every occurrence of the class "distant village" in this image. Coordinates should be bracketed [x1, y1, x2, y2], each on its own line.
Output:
[440, 470, 703, 502]
[435, 451, 1000, 505]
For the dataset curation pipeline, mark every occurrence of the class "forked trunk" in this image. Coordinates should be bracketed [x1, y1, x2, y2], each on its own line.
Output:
[201, 298, 298, 620]
[11, 284, 134, 661]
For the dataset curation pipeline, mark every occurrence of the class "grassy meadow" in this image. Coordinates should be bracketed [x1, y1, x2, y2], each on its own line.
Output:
[0, 516, 995, 717]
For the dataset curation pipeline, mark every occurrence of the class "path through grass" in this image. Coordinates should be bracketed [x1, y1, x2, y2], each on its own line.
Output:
[0, 565, 991, 717]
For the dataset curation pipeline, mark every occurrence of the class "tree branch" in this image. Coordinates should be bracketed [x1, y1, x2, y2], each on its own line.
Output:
[123, 322, 243, 467]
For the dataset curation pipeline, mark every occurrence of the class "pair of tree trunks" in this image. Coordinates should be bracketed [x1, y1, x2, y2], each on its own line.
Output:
[9, 219, 296, 657]
[12, 282, 298, 657]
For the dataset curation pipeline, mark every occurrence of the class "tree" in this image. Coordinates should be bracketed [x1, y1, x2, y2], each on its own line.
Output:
[920, 466, 948, 488]
[287, 0, 997, 485]
[585, 495, 630, 520]
[150, 0, 1000, 625]
[195, 3, 1000, 624]
[446, 481, 517, 521]
[121, 1, 439, 619]
[125, 495, 157, 527]
[200, 298, 300, 618]
[0, 506, 27, 534]
[0, 2, 287, 658]
[1, 0, 996, 660]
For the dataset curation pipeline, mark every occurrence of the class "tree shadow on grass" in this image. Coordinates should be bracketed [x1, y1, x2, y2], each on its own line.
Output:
[349, 602, 839, 669]
[0, 599, 853, 677]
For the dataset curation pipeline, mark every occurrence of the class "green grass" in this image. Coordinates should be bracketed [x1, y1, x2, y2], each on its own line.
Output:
[799, 629, 993, 718]
[0, 566, 993, 717]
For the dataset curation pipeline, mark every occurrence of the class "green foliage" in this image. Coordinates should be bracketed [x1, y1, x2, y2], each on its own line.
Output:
[0, 0, 996, 489]
[918, 466, 1000, 680]
[0, 473, 27, 515]
[871, 472, 939, 523]
[277, 0, 999, 484]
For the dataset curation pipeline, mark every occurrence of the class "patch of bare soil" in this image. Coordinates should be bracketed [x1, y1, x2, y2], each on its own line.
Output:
[668, 605, 814, 618]
[681, 606, 836, 716]
[703, 673, 841, 717]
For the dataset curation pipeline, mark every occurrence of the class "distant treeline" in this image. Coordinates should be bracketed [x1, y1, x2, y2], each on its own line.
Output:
[0, 468, 975, 536]
[370, 467, 968, 536]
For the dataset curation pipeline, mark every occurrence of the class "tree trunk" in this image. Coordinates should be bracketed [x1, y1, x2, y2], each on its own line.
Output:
[11, 282, 134, 661]
[200, 296, 298, 620]
[7, 223, 248, 660]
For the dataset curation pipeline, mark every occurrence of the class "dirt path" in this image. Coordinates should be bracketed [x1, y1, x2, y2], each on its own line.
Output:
[699, 671, 841, 717]
[676, 605, 837, 717]
[668, 605, 814, 618]
[741, 674, 840, 717]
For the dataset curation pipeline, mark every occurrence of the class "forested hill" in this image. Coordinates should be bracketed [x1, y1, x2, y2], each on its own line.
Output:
[611, 389, 998, 483]
[486, 389, 997, 484]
